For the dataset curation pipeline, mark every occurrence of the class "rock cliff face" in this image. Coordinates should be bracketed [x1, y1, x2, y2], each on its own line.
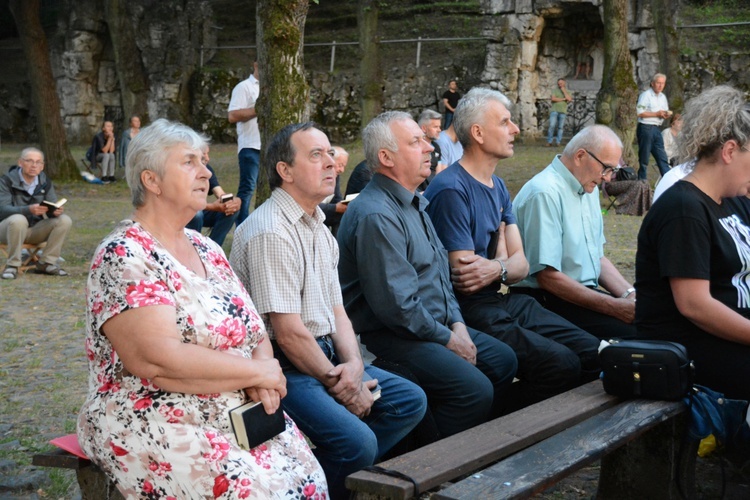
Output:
[0, 0, 748, 145]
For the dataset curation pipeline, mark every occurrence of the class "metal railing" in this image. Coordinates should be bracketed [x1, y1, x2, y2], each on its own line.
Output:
[199, 36, 487, 70]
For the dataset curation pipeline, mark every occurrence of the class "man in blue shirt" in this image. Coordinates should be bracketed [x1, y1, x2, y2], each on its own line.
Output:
[512, 125, 637, 340]
[338, 111, 517, 436]
[424, 88, 600, 410]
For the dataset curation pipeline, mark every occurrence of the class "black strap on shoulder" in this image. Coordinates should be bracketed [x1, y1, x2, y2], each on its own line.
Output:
[361, 465, 422, 495]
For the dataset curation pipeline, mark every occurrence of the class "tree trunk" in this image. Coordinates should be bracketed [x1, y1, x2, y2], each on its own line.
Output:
[358, 0, 382, 130]
[104, 0, 150, 129]
[254, 0, 310, 207]
[9, 0, 78, 181]
[596, 0, 639, 165]
[651, 0, 684, 112]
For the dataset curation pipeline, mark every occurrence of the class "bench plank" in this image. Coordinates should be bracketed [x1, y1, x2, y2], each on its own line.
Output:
[433, 398, 686, 499]
[346, 380, 619, 499]
[32, 449, 92, 471]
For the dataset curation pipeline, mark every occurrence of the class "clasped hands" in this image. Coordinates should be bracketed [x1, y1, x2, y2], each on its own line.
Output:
[326, 361, 377, 418]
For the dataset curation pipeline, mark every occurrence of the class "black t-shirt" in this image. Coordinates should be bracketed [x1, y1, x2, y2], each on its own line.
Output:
[635, 181, 750, 342]
[442, 90, 461, 111]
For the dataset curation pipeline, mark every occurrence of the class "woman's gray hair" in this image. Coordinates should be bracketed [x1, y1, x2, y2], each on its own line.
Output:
[125, 118, 208, 207]
[453, 87, 513, 148]
[678, 85, 750, 164]
[363, 111, 412, 172]
[562, 125, 623, 158]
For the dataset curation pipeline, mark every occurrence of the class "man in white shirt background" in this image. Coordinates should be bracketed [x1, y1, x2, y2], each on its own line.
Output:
[635, 73, 672, 181]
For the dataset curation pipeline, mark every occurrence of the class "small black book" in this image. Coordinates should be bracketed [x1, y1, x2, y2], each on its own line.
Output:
[362, 371, 382, 401]
[229, 401, 286, 450]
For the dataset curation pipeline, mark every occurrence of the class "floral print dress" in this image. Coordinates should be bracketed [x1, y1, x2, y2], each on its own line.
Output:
[77, 221, 327, 499]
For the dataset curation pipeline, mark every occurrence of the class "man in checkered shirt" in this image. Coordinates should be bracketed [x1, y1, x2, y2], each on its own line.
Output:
[230, 122, 426, 500]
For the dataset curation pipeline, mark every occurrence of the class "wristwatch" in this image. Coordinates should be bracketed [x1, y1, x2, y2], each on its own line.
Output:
[620, 287, 635, 299]
[495, 259, 508, 284]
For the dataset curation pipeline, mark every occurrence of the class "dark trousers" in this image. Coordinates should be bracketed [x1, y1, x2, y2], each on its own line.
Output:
[636, 123, 670, 180]
[361, 327, 517, 439]
[512, 287, 637, 341]
[459, 293, 601, 409]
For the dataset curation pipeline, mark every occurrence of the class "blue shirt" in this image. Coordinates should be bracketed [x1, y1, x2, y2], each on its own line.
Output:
[337, 174, 463, 345]
[513, 156, 605, 288]
[423, 162, 516, 297]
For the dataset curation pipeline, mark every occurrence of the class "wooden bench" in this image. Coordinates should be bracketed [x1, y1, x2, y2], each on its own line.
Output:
[346, 380, 696, 499]
[32, 447, 123, 500]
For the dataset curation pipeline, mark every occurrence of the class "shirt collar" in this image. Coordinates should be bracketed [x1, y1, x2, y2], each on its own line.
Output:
[550, 155, 587, 197]
[20, 172, 39, 195]
[271, 188, 325, 228]
[372, 173, 429, 211]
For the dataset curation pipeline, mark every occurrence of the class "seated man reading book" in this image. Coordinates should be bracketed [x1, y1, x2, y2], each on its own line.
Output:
[0, 147, 72, 279]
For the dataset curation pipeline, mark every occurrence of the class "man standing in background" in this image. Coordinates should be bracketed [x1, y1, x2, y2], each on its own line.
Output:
[417, 109, 446, 190]
[442, 79, 461, 129]
[228, 60, 261, 225]
[636, 73, 671, 180]
[547, 78, 572, 147]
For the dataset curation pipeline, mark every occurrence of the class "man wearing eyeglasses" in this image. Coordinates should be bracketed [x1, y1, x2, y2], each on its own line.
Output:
[0, 148, 72, 279]
[512, 125, 637, 340]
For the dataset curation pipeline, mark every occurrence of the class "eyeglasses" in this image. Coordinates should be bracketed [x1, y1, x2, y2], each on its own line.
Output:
[585, 150, 620, 177]
[21, 159, 44, 166]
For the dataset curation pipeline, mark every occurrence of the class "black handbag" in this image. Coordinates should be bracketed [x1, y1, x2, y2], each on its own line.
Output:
[615, 166, 637, 181]
[599, 339, 694, 400]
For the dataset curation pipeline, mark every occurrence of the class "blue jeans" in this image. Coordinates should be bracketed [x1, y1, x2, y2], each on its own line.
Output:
[275, 337, 427, 500]
[237, 148, 260, 225]
[186, 209, 238, 246]
[636, 123, 670, 180]
[547, 111, 567, 145]
[444, 111, 454, 129]
[361, 327, 517, 438]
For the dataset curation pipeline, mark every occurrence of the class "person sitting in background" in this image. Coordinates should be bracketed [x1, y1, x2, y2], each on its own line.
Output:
[636, 85, 750, 402]
[661, 112, 682, 167]
[92, 121, 117, 183]
[186, 146, 240, 246]
[230, 122, 426, 499]
[118, 115, 141, 169]
[344, 159, 373, 197]
[601, 157, 652, 216]
[435, 121, 463, 168]
[77, 118, 327, 498]
[417, 109, 447, 191]
[0, 147, 72, 279]
[319, 146, 349, 236]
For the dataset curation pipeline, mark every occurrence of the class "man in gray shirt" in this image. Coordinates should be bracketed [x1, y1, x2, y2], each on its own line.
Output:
[337, 111, 517, 438]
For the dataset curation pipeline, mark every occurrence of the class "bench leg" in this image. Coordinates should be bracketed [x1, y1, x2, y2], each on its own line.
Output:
[597, 414, 693, 499]
[76, 467, 125, 500]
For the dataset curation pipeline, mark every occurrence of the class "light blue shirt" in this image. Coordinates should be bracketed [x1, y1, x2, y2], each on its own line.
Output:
[513, 155, 605, 288]
[435, 131, 463, 167]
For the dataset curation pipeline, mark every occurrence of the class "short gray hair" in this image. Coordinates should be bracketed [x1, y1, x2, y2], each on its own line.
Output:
[652, 73, 667, 83]
[19, 147, 43, 161]
[125, 118, 208, 207]
[362, 111, 412, 172]
[562, 125, 623, 158]
[417, 109, 441, 127]
[679, 85, 750, 164]
[453, 87, 513, 148]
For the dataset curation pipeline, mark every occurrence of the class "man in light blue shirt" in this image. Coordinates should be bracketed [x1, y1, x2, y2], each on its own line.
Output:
[512, 125, 637, 340]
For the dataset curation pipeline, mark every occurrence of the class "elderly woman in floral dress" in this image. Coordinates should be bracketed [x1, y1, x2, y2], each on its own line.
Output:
[77, 118, 327, 499]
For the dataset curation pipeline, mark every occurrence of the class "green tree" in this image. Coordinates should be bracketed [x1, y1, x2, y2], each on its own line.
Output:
[254, 0, 311, 206]
[358, 0, 382, 129]
[9, 0, 78, 180]
[596, 0, 639, 164]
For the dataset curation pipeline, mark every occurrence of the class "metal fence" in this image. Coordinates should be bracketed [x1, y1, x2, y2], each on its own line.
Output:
[200, 36, 487, 71]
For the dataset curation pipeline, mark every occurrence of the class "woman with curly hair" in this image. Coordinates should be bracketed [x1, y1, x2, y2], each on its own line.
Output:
[635, 85, 750, 401]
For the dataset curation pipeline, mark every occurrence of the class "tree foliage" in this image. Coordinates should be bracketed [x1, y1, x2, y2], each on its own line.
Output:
[255, 0, 310, 206]
[9, 0, 77, 181]
[596, 0, 639, 165]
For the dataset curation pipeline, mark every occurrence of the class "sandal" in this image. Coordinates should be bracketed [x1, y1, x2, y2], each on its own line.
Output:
[35, 262, 68, 276]
[1, 266, 18, 279]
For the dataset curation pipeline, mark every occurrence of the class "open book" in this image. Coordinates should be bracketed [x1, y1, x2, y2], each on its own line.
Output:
[41, 198, 67, 210]
[340, 193, 359, 205]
